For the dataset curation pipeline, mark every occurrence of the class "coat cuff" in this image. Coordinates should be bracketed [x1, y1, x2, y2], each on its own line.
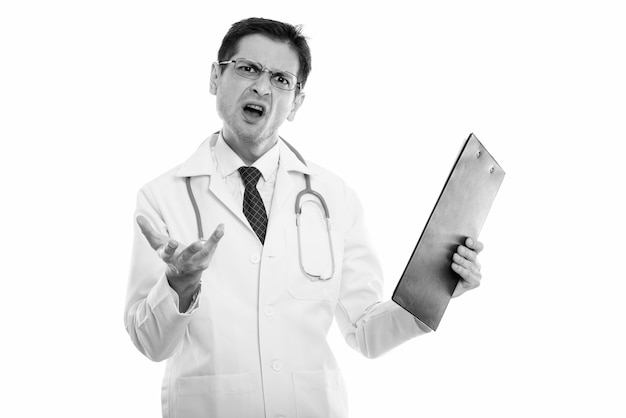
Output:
[147, 274, 200, 319]
[356, 300, 430, 358]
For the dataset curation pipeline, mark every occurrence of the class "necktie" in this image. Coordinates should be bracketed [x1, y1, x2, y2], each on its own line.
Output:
[238, 166, 268, 244]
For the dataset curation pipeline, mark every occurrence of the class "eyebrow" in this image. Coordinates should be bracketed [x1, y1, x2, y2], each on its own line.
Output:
[236, 58, 298, 76]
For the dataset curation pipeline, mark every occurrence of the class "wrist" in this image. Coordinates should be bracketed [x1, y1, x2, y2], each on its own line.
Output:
[414, 317, 432, 333]
[166, 274, 201, 313]
[166, 270, 201, 296]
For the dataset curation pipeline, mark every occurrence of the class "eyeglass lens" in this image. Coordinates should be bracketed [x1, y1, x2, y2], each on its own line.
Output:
[232, 58, 298, 91]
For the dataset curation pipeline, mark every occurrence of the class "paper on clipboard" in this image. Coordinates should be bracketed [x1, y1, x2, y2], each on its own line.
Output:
[392, 133, 505, 331]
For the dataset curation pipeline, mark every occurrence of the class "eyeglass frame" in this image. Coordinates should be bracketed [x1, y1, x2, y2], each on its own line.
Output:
[218, 58, 303, 91]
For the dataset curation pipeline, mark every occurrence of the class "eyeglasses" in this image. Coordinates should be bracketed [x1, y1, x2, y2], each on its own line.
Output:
[218, 58, 301, 91]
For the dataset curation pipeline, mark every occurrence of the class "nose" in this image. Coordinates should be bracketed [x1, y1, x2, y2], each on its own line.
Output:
[252, 70, 272, 96]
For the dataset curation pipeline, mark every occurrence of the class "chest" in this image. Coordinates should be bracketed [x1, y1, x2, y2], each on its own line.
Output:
[158, 173, 348, 305]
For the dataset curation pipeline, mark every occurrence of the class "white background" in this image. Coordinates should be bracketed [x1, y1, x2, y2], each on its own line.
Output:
[1, 1, 625, 417]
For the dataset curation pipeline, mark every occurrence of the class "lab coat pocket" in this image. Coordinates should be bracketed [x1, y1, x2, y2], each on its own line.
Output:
[177, 373, 256, 418]
[292, 369, 348, 418]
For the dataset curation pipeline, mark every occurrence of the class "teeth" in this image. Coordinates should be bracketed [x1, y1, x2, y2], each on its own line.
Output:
[247, 104, 263, 112]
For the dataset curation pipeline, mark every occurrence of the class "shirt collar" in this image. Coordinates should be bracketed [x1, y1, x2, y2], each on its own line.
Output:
[214, 131, 280, 181]
[175, 131, 315, 178]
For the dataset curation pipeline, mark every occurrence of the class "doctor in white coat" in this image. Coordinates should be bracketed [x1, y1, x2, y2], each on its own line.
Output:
[125, 18, 484, 418]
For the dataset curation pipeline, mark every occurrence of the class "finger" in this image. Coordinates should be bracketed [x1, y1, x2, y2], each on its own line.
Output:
[454, 250, 482, 274]
[178, 240, 205, 263]
[194, 224, 225, 261]
[465, 237, 484, 254]
[204, 224, 225, 250]
[163, 240, 178, 256]
[461, 241, 482, 271]
[157, 240, 179, 261]
[451, 262, 481, 289]
[452, 253, 481, 281]
[457, 245, 478, 263]
[137, 215, 167, 250]
[453, 252, 472, 271]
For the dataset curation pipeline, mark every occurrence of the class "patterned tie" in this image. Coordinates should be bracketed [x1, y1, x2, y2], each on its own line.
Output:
[238, 166, 268, 244]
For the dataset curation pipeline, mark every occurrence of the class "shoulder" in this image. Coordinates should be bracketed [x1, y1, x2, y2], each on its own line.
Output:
[305, 159, 361, 200]
[139, 135, 217, 195]
[302, 159, 346, 192]
[138, 136, 215, 193]
[301, 159, 364, 229]
[138, 164, 185, 196]
[306, 159, 343, 184]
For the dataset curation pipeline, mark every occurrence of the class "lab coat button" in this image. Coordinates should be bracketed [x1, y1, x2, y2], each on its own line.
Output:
[264, 306, 274, 316]
[271, 360, 282, 371]
[250, 254, 261, 264]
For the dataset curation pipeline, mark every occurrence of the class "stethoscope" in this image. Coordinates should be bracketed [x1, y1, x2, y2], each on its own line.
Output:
[185, 138, 335, 281]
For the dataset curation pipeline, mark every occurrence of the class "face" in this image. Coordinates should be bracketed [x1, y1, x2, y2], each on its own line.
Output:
[210, 34, 305, 161]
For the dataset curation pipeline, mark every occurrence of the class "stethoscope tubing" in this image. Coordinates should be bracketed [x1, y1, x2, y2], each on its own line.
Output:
[185, 137, 335, 280]
[186, 177, 205, 242]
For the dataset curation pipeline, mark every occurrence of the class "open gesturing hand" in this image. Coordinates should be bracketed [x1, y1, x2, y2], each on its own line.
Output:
[136, 215, 224, 310]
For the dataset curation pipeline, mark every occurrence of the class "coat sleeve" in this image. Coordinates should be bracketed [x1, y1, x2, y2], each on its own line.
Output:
[124, 186, 197, 362]
[334, 185, 431, 359]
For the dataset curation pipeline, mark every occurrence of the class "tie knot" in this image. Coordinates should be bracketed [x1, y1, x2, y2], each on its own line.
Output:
[238, 166, 262, 189]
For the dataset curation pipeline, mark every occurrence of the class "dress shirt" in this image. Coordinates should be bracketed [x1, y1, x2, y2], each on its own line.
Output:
[212, 132, 279, 216]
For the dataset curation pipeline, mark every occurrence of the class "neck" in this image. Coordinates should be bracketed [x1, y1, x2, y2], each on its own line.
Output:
[222, 132, 278, 165]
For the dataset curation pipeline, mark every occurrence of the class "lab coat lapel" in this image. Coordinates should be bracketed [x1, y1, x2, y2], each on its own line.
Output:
[270, 163, 295, 227]
[175, 135, 250, 229]
[208, 173, 250, 228]
[269, 140, 314, 228]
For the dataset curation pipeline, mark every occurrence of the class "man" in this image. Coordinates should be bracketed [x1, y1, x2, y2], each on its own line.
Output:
[125, 17, 483, 418]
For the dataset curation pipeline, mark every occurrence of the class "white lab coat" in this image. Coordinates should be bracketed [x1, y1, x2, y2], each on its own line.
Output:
[125, 134, 427, 418]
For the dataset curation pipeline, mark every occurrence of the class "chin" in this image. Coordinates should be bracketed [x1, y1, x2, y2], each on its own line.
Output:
[228, 126, 266, 144]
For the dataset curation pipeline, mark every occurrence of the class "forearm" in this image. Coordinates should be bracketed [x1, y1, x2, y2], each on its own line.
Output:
[337, 299, 430, 359]
[334, 186, 432, 358]
[125, 274, 196, 362]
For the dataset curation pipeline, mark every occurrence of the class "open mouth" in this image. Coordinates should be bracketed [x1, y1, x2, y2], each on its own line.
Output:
[243, 103, 265, 118]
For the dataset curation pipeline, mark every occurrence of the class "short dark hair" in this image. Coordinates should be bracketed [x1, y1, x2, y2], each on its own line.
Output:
[218, 17, 312, 89]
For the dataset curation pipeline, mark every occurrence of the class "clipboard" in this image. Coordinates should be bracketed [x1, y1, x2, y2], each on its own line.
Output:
[391, 133, 505, 331]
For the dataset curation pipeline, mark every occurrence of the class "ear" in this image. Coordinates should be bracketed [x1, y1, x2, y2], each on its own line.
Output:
[287, 91, 305, 122]
[209, 62, 220, 95]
